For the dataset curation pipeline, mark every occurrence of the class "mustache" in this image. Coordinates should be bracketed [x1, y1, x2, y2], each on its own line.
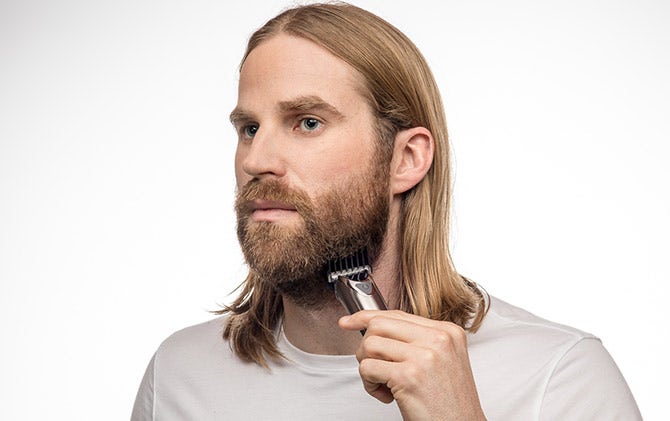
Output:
[235, 179, 313, 216]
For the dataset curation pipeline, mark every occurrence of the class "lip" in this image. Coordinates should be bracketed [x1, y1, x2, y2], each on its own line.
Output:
[249, 199, 298, 222]
[251, 199, 296, 211]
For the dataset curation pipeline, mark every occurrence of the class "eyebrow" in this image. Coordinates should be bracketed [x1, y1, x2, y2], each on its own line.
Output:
[278, 95, 345, 120]
[229, 107, 252, 125]
[229, 95, 345, 124]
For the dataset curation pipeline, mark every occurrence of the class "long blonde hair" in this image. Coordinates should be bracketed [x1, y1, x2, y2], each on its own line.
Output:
[222, 2, 488, 366]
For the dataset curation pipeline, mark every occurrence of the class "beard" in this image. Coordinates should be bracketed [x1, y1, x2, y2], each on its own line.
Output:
[235, 163, 390, 309]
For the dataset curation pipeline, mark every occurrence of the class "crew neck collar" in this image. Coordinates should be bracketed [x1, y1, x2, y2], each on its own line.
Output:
[276, 324, 359, 373]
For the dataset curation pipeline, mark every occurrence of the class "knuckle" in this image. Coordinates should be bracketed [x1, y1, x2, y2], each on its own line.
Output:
[431, 325, 467, 350]
[360, 336, 374, 355]
[432, 331, 453, 349]
[418, 347, 440, 367]
[436, 330, 452, 344]
[367, 315, 379, 328]
[451, 324, 467, 339]
[451, 325, 468, 346]
[361, 335, 384, 359]
[398, 363, 422, 389]
[366, 315, 385, 331]
[355, 348, 364, 362]
[358, 358, 374, 377]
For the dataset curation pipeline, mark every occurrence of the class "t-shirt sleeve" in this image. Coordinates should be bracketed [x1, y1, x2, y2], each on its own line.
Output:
[539, 337, 641, 420]
[131, 354, 155, 421]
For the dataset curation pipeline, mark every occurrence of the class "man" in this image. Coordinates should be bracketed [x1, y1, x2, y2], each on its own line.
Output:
[132, 3, 641, 420]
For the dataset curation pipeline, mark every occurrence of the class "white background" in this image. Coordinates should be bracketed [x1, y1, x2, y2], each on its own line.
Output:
[1, 0, 667, 419]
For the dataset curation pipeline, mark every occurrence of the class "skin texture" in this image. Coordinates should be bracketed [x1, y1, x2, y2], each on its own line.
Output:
[233, 34, 486, 420]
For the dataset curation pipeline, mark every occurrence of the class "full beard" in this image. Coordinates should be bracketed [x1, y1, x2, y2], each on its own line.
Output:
[235, 164, 389, 309]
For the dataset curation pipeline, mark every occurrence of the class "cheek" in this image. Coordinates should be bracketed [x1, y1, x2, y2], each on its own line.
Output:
[301, 157, 374, 200]
[307, 138, 373, 177]
[297, 154, 355, 191]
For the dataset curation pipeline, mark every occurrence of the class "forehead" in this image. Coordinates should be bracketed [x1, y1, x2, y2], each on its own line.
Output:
[237, 34, 368, 112]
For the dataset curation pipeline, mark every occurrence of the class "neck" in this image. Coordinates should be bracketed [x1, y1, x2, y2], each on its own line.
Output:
[282, 295, 361, 355]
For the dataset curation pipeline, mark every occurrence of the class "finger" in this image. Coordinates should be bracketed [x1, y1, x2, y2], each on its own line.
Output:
[341, 311, 467, 347]
[358, 358, 398, 403]
[356, 334, 415, 363]
[357, 314, 455, 348]
[340, 313, 418, 344]
[340, 309, 451, 332]
[357, 331, 468, 383]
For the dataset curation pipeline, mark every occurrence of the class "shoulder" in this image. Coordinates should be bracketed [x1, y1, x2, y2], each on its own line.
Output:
[472, 295, 595, 347]
[157, 316, 228, 353]
[471, 295, 603, 377]
[469, 295, 641, 419]
[470, 295, 599, 377]
[132, 316, 233, 421]
[152, 315, 234, 375]
[467, 295, 596, 403]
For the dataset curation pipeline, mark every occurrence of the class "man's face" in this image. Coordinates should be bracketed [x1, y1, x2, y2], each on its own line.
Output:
[231, 34, 390, 307]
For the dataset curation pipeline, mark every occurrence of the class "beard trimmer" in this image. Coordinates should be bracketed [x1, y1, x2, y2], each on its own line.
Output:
[327, 249, 387, 327]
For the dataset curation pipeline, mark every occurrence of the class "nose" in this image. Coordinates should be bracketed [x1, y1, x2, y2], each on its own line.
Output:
[236, 125, 286, 181]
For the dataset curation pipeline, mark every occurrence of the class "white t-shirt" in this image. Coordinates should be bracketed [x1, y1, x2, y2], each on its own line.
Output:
[131, 296, 641, 420]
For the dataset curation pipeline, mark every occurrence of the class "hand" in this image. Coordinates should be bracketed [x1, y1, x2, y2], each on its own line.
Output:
[339, 310, 486, 421]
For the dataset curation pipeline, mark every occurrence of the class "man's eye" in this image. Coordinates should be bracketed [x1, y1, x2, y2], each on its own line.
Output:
[242, 125, 259, 138]
[299, 118, 322, 132]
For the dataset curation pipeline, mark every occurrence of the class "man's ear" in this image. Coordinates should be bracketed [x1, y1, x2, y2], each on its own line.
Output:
[389, 126, 434, 195]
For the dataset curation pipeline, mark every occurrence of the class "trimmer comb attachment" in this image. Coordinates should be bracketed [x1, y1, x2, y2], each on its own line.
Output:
[328, 249, 372, 282]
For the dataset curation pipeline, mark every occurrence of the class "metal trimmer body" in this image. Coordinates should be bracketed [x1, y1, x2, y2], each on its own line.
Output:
[327, 249, 388, 315]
